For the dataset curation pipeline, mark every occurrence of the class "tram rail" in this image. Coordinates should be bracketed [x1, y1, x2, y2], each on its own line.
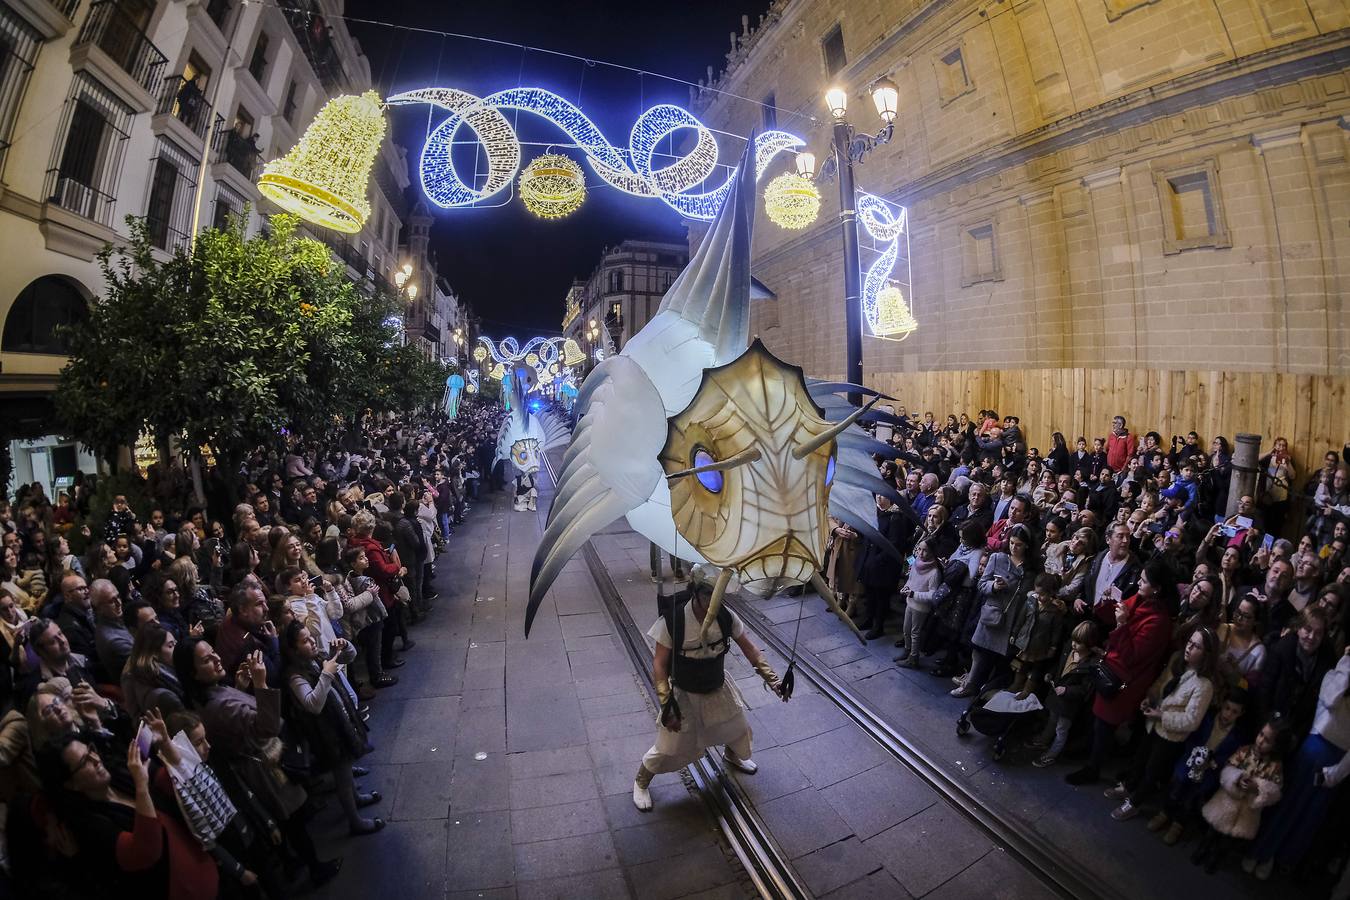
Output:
[723, 592, 1126, 900]
[539, 452, 810, 900]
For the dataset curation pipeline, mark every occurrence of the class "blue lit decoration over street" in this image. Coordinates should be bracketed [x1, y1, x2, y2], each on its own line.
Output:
[857, 192, 915, 340]
[386, 87, 803, 220]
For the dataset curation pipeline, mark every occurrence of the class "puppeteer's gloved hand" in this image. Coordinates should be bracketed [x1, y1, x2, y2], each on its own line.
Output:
[656, 679, 682, 731]
[752, 658, 782, 695]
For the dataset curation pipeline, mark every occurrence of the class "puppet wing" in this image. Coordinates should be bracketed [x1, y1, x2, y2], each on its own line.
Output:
[526, 355, 666, 634]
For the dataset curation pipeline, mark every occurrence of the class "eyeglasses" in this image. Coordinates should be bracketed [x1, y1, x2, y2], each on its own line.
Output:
[1233, 610, 1255, 621]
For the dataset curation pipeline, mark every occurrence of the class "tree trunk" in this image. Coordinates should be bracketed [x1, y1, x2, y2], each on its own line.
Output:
[189, 449, 207, 508]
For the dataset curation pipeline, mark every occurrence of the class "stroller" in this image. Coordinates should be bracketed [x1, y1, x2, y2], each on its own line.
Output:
[955, 671, 1043, 761]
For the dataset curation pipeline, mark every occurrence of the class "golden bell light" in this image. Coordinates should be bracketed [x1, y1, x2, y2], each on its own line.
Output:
[874, 285, 918, 340]
[561, 338, 586, 366]
[258, 91, 386, 234]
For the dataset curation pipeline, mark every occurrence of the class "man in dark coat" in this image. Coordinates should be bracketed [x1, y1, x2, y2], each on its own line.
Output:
[855, 496, 914, 641]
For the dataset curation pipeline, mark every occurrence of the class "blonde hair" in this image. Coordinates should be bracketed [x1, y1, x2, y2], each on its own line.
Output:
[352, 510, 377, 536]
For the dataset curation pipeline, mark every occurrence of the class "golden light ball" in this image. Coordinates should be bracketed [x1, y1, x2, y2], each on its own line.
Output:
[764, 172, 821, 230]
[519, 153, 586, 219]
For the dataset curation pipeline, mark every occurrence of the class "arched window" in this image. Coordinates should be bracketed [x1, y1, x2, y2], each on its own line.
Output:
[2, 275, 89, 355]
[609, 270, 624, 293]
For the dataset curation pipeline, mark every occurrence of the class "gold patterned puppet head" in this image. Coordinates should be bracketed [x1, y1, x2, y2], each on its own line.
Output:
[661, 339, 872, 598]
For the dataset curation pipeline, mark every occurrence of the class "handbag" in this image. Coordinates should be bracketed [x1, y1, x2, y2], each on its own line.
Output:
[1091, 659, 1125, 698]
[164, 733, 237, 848]
[978, 572, 1022, 628]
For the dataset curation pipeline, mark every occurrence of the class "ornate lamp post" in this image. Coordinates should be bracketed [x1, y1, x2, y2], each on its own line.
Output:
[797, 77, 899, 403]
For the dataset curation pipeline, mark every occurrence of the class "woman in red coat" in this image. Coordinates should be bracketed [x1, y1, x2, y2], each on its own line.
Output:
[1066, 558, 1176, 786]
[347, 510, 407, 671]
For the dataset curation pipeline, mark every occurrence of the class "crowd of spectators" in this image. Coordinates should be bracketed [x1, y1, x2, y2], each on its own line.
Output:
[0, 400, 504, 898]
[826, 408, 1350, 890]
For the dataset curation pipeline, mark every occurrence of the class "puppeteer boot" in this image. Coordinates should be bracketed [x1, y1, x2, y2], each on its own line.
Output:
[632, 763, 655, 812]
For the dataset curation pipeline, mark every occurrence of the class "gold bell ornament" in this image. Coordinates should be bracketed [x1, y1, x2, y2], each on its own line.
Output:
[258, 91, 386, 234]
[874, 285, 918, 340]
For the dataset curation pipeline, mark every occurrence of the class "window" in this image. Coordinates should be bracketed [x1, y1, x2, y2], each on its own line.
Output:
[608, 270, 625, 293]
[2, 276, 88, 355]
[610, 302, 622, 321]
[145, 137, 196, 252]
[961, 221, 1002, 286]
[248, 31, 269, 83]
[212, 180, 246, 230]
[761, 93, 777, 131]
[182, 52, 212, 92]
[1154, 160, 1230, 254]
[205, 0, 231, 30]
[937, 46, 974, 104]
[0, 7, 40, 175]
[821, 24, 846, 77]
[44, 73, 134, 225]
[233, 105, 254, 137]
[282, 79, 299, 123]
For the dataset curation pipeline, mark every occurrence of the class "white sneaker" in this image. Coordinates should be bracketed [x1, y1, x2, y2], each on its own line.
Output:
[724, 752, 758, 774]
[632, 781, 653, 811]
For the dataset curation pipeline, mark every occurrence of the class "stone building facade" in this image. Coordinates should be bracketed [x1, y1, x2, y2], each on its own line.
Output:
[691, 0, 1349, 454]
[562, 239, 688, 355]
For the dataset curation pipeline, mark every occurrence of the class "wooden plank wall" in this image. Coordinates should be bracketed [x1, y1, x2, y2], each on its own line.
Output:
[870, 369, 1349, 475]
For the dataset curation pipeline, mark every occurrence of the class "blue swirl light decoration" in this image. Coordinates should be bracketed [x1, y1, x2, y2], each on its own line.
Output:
[857, 192, 914, 339]
[478, 335, 563, 367]
[386, 87, 804, 220]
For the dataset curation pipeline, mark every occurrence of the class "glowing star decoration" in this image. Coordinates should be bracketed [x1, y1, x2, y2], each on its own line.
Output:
[874, 285, 917, 340]
[525, 138, 903, 638]
[857, 193, 915, 340]
[473, 346, 488, 362]
[519, 153, 587, 219]
[561, 338, 586, 367]
[763, 172, 820, 230]
[258, 91, 386, 234]
[386, 87, 803, 220]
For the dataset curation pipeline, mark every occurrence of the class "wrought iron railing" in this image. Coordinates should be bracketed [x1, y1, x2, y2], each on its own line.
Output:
[155, 74, 210, 140]
[212, 124, 260, 179]
[44, 169, 117, 224]
[74, 1, 168, 97]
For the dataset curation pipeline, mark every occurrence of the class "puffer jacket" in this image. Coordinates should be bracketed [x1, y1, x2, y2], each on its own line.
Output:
[1092, 594, 1173, 726]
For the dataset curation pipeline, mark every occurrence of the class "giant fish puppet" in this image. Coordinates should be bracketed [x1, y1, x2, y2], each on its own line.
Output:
[495, 366, 570, 478]
[527, 136, 906, 639]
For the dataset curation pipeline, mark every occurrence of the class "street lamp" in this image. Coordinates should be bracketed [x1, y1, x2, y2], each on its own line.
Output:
[812, 77, 899, 403]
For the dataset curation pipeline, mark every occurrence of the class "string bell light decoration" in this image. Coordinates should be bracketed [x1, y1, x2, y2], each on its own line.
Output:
[873, 285, 918, 340]
[561, 338, 586, 367]
[258, 91, 386, 234]
[763, 172, 820, 230]
[489, 362, 506, 381]
[518, 153, 586, 219]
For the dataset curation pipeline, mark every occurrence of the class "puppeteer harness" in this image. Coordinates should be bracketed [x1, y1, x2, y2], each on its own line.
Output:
[660, 591, 734, 694]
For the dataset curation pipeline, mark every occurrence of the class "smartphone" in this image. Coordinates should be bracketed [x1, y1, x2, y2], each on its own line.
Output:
[1262, 533, 1275, 551]
[1061, 502, 1079, 513]
[1236, 516, 1253, 529]
[386, 543, 397, 554]
[1213, 514, 1226, 525]
[134, 722, 153, 761]
[308, 574, 324, 586]
[1219, 524, 1239, 539]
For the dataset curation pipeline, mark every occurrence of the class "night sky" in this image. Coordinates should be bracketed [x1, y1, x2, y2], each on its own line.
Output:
[344, 0, 774, 336]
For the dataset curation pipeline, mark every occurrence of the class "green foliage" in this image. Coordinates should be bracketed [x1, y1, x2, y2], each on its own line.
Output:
[80, 472, 154, 554]
[56, 214, 438, 468]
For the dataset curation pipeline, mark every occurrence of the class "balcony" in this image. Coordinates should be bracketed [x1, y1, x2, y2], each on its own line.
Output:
[212, 124, 260, 180]
[43, 169, 116, 226]
[154, 75, 211, 142]
[70, 1, 168, 111]
[6, 0, 81, 39]
[277, 0, 345, 93]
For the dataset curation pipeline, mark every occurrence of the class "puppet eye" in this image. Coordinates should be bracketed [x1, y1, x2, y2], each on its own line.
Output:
[693, 448, 723, 494]
[825, 455, 836, 486]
